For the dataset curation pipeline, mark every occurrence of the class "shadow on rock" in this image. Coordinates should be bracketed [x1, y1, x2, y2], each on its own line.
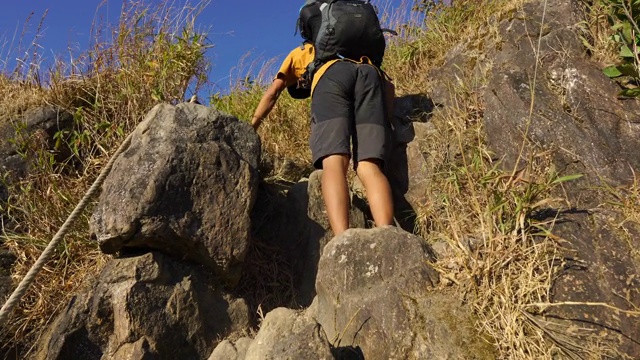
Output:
[245, 170, 370, 315]
[332, 345, 364, 360]
[386, 93, 436, 234]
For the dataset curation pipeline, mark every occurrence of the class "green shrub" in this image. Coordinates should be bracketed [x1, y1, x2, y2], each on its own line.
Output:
[602, 0, 640, 96]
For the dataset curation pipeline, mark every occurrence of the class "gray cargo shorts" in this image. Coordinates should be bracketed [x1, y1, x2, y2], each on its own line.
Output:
[310, 60, 388, 169]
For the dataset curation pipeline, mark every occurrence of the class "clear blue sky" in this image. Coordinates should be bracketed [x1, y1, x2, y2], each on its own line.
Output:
[0, 0, 410, 95]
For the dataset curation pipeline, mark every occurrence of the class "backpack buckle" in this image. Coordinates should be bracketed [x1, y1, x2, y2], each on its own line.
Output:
[297, 72, 311, 90]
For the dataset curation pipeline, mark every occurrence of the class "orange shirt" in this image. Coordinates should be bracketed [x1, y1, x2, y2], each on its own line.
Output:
[275, 43, 315, 88]
[276, 43, 382, 97]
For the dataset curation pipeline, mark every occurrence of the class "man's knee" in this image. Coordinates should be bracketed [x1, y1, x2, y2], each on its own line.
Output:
[322, 154, 350, 172]
[356, 159, 384, 176]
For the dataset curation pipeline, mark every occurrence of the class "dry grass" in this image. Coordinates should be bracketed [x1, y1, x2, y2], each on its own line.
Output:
[383, 0, 525, 96]
[601, 169, 640, 264]
[0, 78, 47, 122]
[606, 169, 640, 226]
[0, 0, 211, 357]
[390, 0, 623, 358]
[412, 78, 578, 358]
[211, 55, 313, 169]
[236, 236, 297, 322]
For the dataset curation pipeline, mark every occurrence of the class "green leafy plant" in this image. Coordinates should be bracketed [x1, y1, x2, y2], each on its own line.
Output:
[602, 0, 640, 96]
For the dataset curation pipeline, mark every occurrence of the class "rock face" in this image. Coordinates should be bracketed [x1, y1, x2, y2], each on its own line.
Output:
[315, 227, 495, 359]
[483, 0, 640, 191]
[478, 0, 640, 355]
[38, 251, 251, 360]
[90, 103, 260, 285]
[26, 1, 640, 359]
[545, 210, 640, 355]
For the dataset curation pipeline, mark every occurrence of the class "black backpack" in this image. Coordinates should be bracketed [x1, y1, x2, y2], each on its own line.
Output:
[288, 0, 389, 99]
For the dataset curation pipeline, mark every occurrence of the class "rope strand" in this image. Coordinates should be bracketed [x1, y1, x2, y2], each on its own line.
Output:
[0, 132, 133, 326]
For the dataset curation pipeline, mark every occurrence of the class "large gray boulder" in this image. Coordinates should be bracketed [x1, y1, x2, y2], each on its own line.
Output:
[207, 337, 252, 360]
[37, 251, 251, 360]
[237, 307, 333, 360]
[90, 103, 260, 284]
[315, 227, 496, 359]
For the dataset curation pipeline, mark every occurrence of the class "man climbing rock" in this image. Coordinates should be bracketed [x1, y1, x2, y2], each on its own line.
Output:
[251, 0, 394, 236]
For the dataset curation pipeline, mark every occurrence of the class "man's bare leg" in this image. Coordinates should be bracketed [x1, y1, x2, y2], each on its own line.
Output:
[356, 160, 394, 227]
[321, 154, 351, 236]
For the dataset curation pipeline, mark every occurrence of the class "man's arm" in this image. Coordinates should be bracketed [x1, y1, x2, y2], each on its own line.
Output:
[251, 78, 287, 130]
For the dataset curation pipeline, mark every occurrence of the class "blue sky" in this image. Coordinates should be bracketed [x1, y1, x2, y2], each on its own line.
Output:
[0, 0, 410, 95]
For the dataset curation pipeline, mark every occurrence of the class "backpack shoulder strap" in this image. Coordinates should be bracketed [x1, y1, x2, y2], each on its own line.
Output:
[306, 59, 324, 78]
[381, 28, 398, 36]
[314, 1, 337, 63]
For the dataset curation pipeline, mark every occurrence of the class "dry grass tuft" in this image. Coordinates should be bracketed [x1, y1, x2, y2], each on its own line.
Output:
[0, 79, 47, 123]
[382, 0, 525, 96]
[605, 168, 640, 226]
[413, 81, 570, 358]
[601, 169, 640, 263]
[578, 0, 619, 66]
[236, 236, 297, 323]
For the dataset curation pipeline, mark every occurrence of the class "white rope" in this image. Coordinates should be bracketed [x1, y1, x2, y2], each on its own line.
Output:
[0, 132, 133, 326]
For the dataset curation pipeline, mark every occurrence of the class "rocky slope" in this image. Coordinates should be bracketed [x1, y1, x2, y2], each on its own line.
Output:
[0, 0, 638, 358]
